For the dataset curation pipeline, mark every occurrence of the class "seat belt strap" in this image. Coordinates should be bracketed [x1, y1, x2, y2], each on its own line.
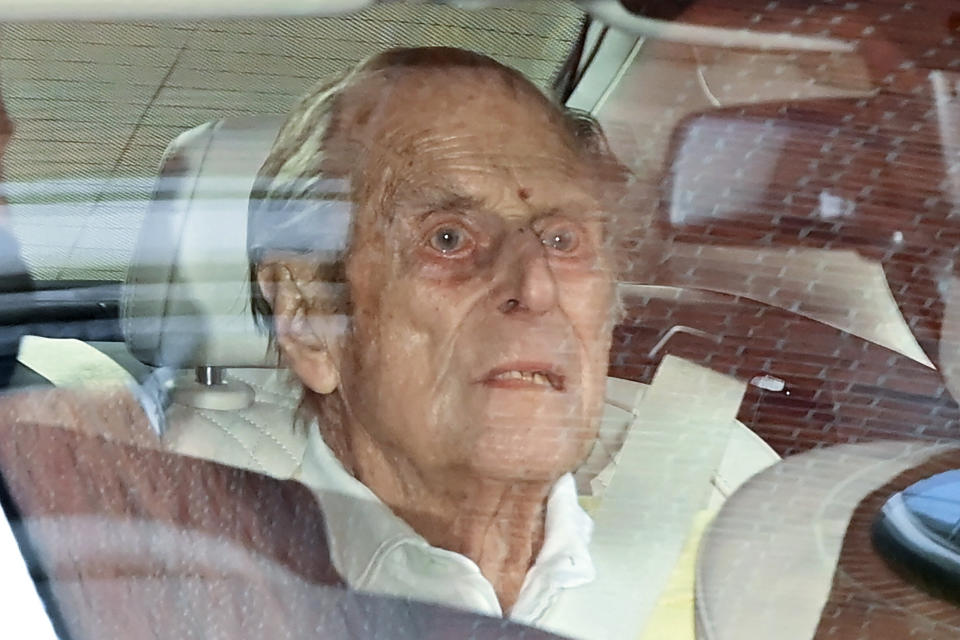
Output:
[541, 355, 746, 640]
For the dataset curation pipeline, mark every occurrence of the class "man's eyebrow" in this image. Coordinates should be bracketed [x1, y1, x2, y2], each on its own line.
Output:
[396, 183, 486, 215]
[430, 192, 484, 213]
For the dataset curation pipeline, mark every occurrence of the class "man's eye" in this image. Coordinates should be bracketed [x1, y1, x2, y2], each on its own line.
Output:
[541, 227, 579, 253]
[428, 226, 471, 254]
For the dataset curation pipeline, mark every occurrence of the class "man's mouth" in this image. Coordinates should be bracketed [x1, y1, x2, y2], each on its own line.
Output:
[481, 365, 565, 391]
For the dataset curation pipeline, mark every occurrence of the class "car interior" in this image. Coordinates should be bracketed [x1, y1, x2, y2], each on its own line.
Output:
[0, 1, 959, 639]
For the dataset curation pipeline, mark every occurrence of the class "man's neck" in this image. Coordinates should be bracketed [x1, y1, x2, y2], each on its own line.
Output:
[313, 395, 552, 612]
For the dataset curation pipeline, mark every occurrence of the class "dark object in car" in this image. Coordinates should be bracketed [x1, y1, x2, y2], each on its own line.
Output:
[0, 225, 33, 389]
[872, 469, 960, 606]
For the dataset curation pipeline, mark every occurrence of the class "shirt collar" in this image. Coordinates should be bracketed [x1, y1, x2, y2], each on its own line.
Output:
[295, 421, 595, 619]
[295, 421, 423, 585]
[511, 472, 596, 622]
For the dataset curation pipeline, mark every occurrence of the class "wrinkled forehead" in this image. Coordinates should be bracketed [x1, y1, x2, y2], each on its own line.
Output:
[349, 64, 563, 135]
[343, 68, 606, 216]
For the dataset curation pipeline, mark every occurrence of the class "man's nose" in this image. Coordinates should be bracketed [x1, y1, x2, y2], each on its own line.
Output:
[496, 231, 558, 316]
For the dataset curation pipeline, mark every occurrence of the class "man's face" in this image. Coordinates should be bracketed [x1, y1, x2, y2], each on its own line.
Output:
[336, 70, 616, 483]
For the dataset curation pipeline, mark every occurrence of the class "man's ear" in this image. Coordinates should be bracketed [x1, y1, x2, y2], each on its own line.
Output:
[256, 258, 342, 395]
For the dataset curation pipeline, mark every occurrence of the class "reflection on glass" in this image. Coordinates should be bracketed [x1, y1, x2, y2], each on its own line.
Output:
[903, 469, 960, 545]
[1, 2, 960, 639]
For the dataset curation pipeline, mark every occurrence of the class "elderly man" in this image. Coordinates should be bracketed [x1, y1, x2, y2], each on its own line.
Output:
[241, 46, 773, 639]
[249, 45, 625, 619]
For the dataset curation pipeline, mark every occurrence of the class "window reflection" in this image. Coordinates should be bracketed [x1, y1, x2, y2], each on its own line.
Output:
[0, 2, 958, 640]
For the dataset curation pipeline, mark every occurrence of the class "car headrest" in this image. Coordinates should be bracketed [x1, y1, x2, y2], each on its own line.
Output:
[122, 118, 284, 369]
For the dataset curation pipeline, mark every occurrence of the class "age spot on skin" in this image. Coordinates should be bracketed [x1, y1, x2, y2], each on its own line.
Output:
[517, 187, 530, 200]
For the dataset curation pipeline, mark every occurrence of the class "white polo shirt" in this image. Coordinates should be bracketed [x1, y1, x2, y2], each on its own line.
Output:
[294, 422, 596, 625]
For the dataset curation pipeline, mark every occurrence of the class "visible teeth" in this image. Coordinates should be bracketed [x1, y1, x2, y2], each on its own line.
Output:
[493, 370, 552, 386]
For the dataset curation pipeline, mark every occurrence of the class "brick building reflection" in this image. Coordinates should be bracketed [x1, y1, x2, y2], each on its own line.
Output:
[598, 1, 960, 454]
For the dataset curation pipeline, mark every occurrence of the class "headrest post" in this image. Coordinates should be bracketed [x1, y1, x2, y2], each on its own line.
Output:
[196, 366, 225, 387]
[172, 367, 255, 412]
